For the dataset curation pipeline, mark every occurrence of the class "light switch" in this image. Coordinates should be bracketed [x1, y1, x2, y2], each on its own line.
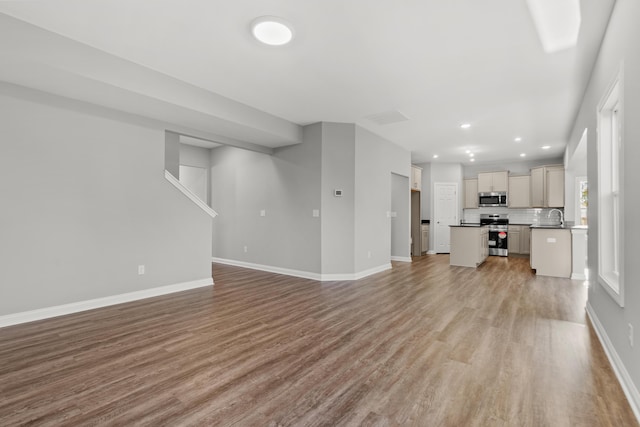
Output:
[260, 209, 266, 217]
[312, 209, 320, 217]
[547, 237, 556, 243]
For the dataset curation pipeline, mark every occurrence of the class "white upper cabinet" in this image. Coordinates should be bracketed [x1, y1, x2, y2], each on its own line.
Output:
[508, 175, 531, 208]
[531, 167, 545, 207]
[464, 179, 478, 208]
[477, 171, 508, 192]
[411, 165, 422, 191]
[531, 165, 564, 208]
[546, 167, 564, 208]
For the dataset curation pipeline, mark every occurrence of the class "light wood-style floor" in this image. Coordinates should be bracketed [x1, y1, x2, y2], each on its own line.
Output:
[0, 255, 637, 426]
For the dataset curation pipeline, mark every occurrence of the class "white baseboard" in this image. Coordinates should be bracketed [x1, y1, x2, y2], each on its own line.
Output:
[212, 257, 322, 280]
[0, 278, 214, 329]
[391, 256, 412, 262]
[324, 263, 392, 281]
[212, 258, 392, 281]
[571, 273, 587, 280]
[427, 250, 436, 255]
[586, 302, 640, 423]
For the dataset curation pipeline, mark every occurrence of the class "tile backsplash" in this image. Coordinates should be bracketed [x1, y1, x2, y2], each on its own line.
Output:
[463, 207, 564, 225]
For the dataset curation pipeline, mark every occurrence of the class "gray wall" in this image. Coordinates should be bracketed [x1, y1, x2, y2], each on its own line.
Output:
[391, 173, 410, 258]
[354, 126, 411, 272]
[179, 143, 211, 205]
[566, 0, 640, 404]
[0, 86, 213, 316]
[210, 123, 322, 274]
[180, 144, 211, 169]
[321, 123, 356, 274]
[564, 135, 587, 224]
[209, 122, 411, 276]
[164, 131, 180, 178]
[416, 162, 431, 221]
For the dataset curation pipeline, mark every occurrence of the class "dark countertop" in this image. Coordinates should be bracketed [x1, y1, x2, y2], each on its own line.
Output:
[530, 224, 570, 230]
[530, 224, 588, 230]
[450, 223, 484, 228]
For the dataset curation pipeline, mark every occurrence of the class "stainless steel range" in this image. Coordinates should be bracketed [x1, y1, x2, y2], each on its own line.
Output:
[480, 213, 509, 257]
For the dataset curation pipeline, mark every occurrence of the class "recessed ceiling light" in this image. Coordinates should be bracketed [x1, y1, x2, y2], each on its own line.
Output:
[433, 154, 439, 159]
[469, 153, 474, 157]
[460, 123, 471, 129]
[520, 153, 526, 157]
[542, 145, 551, 150]
[251, 16, 294, 46]
[526, 0, 581, 53]
[465, 150, 471, 154]
[470, 158, 476, 162]
[515, 137, 522, 142]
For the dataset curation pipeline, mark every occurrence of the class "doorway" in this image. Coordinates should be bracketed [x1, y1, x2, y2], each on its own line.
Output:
[433, 182, 459, 253]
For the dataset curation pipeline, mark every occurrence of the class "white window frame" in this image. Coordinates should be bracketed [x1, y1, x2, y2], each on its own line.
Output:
[596, 66, 624, 307]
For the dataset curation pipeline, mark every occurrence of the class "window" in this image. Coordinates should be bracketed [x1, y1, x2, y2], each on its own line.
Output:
[578, 179, 588, 225]
[597, 69, 624, 306]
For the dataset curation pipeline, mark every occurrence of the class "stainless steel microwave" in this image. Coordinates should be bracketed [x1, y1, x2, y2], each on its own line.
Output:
[478, 192, 508, 207]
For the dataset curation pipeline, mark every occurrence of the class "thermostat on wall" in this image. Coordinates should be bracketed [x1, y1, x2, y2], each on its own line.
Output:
[334, 189, 343, 197]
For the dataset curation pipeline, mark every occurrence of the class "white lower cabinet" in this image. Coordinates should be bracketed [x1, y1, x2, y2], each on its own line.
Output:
[508, 225, 531, 255]
[450, 226, 488, 267]
[508, 226, 521, 254]
[421, 224, 429, 254]
[520, 226, 531, 255]
[530, 228, 572, 278]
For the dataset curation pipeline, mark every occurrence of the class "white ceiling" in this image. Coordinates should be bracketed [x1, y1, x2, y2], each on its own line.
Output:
[180, 135, 222, 150]
[0, 0, 615, 164]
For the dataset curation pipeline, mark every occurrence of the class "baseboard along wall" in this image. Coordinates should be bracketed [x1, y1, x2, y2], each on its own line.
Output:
[0, 278, 213, 328]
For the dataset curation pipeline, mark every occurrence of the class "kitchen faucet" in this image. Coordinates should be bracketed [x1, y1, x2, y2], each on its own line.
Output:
[548, 208, 564, 226]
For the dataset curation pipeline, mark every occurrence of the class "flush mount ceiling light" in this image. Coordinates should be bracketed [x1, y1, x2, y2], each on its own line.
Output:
[460, 123, 471, 129]
[514, 137, 522, 142]
[251, 16, 294, 46]
[520, 153, 527, 157]
[433, 154, 439, 159]
[526, 0, 581, 53]
[542, 145, 551, 150]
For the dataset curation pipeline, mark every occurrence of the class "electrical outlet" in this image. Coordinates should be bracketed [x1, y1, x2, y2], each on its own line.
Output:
[629, 324, 634, 347]
[260, 209, 266, 217]
[138, 265, 145, 275]
[244, 246, 248, 253]
[367, 251, 372, 259]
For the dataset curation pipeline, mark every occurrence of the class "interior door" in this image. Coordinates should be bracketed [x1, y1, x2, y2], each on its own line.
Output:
[434, 182, 458, 253]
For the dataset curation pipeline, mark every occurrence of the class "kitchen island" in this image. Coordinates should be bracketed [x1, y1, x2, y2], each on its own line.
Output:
[530, 225, 572, 278]
[449, 225, 488, 268]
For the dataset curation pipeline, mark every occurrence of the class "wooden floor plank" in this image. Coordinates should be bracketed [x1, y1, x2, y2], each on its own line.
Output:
[0, 255, 637, 426]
